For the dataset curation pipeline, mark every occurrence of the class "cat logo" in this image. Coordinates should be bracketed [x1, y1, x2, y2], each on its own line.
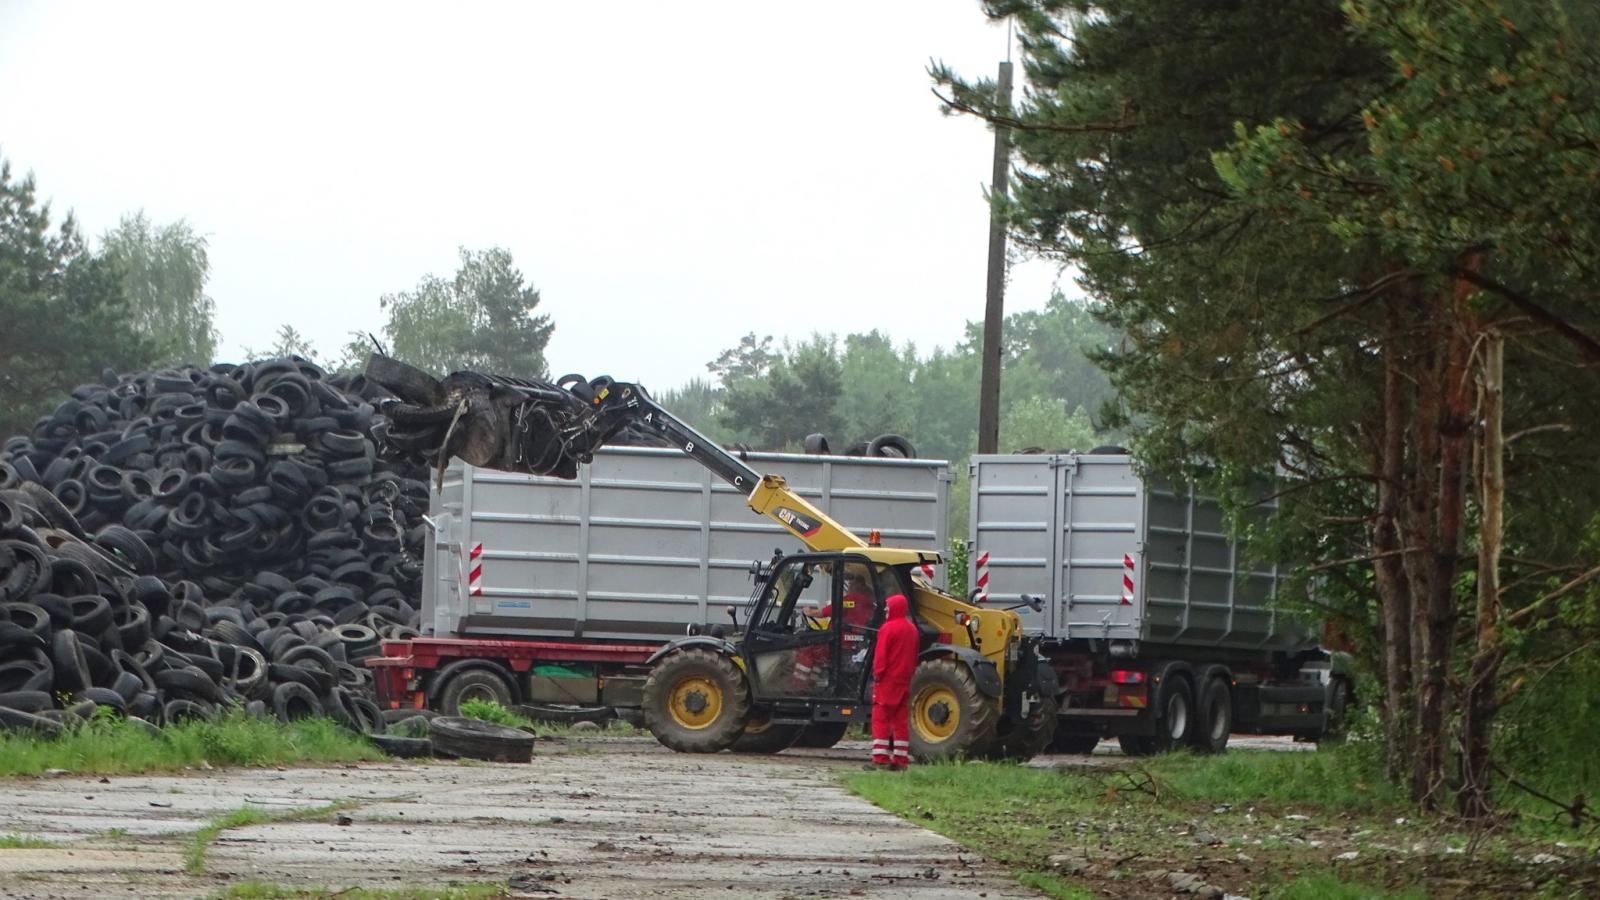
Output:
[775, 506, 822, 538]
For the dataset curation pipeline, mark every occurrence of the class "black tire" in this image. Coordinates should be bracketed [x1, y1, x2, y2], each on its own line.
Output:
[641, 649, 750, 754]
[364, 355, 444, 406]
[0, 705, 64, 736]
[1152, 674, 1195, 752]
[1050, 730, 1102, 754]
[0, 690, 52, 713]
[154, 666, 222, 702]
[1191, 676, 1233, 754]
[429, 716, 535, 763]
[433, 667, 515, 717]
[907, 658, 1000, 761]
[76, 686, 126, 714]
[730, 713, 803, 754]
[992, 695, 1058, 761]
[271, 681, 324, 722]
[802, 433, 831, 455]
[515, 703, 614, 726]
[1318, 678, 1353, 746]
[368, 733, 433, 758]
[163, 698, 213, 725]
[867, 434, 917, 459]
[51, 629, 91, 693]
[792, 721, 851, 749]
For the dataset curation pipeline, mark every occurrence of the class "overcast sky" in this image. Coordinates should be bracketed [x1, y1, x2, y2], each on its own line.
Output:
[0, 1, 1065, 389]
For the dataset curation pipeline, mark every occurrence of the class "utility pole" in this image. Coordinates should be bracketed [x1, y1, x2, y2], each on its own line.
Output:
[976, 60, 1013, 455]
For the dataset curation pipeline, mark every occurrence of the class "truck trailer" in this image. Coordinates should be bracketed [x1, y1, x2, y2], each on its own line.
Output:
[967, 450, 1353, 754]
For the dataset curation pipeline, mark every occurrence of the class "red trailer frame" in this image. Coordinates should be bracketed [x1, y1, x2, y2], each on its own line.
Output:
[368, 637, 659, 710]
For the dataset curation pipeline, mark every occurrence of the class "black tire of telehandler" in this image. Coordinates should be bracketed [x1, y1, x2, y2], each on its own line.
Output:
[730, 714, 803, 754]
[792, 720, 851, 748]
[641, 649, 750, 754]
[428, 716, 535, 763]
[1050, 729, 1102, 755]
[907, 658, 999, 762]
[990, 695, 1058, 761]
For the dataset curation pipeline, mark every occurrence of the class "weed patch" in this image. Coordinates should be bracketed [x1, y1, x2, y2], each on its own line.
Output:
[186, 800, 361, 874]
[457, 699, 537, 731]
[0, 713, 382, 778]
[0, 833, 61, 849]
[217, 882, 508, 899]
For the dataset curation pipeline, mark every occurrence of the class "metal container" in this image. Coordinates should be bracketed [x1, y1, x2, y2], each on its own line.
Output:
[423, 447, 951, 642]
[968, 452, 1311, 651]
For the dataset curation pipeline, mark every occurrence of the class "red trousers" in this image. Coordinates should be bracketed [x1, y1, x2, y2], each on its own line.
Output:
[871, 701, 910, 768]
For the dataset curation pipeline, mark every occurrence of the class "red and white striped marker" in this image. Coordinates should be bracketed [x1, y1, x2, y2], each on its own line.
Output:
[1120, 553, 1135, 606]
[974, 550, 990, 603]
[468, 542, 484, 597]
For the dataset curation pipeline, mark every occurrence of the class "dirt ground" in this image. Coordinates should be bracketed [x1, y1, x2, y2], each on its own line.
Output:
[0, 737, 1041, 900]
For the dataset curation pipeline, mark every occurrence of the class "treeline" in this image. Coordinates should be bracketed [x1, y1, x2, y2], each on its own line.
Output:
[0, 155, 554, 436]
[658, 292, 1122, 525]
[940, 0, 1600, 819]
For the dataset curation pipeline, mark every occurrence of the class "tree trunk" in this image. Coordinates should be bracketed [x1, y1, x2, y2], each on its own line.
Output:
[1415, 282, 1476, 811]
[1460, 328, 1504, 819]
[1402, 295, 1442, 805]
[1373, 297, 1414, 784]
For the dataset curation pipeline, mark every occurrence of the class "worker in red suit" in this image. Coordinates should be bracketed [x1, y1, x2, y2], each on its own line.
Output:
[870, 593, 918, 770]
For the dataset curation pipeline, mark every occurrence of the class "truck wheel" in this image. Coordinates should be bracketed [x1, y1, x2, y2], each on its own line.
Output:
[434, 668, 515, 717]
[1050, 730, 1101, 755]
[793, 721, 851, 748]
[1318, 679, 1353, 746]
[908, 658, 998, 761]
[642, 649, 749, 753]
[1191, 676, 1232, 754]
[991, 695, 1058, 761]
[731, 713, 803, 753]
[1152, 674, 1194, 752]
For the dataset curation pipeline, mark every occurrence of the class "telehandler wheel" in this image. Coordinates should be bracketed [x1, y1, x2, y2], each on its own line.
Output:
[642, 649, 750, 753]
[991, 695, 1058, 761]
[731, 712, 803, 754]
[908, 658, 998, 761]
[793, 720, 851, 748]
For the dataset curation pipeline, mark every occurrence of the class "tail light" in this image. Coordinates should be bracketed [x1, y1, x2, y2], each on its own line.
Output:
[1110, 669, 1145, 685]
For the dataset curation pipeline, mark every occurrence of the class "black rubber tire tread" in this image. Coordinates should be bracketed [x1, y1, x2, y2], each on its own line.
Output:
[162, 698, 213, 724]
[867, 434, 917, 459]
[990, 695, 1058, 761]
[792, 720, 851, 749]
[1150, 673, 1195, 753]
[641, 648, 750, 754]
[434, 668, 515, 717]
[730, 715, 803, 754]
[428, 716, 535, 763]
[906, 658, 1000, 762]
[1049, 730, 1102, 755]
[364, 355, 444, 406]
[1192, 675, 1233, 754]
[51, 629, 91, 693]
[0, 690, 52, 713]
[154, 666, 222, 702]
[0, 705, 65, 736]
[367, 733, 434, 758]
[271, 681, 324, 722]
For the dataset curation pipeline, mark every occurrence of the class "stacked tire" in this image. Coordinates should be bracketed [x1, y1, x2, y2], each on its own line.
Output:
[0, 356, 429, 735]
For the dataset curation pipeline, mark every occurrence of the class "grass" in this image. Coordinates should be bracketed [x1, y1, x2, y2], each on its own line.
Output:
[217, 882, 508, 899]
[0, 833, 61, 849]
[456, 699, 537, 731]
[186, 800, 361, 873]
[1272, 873, 1427, 900]
[1136, 742, 1405, 814]
[0, 712, 383, 778]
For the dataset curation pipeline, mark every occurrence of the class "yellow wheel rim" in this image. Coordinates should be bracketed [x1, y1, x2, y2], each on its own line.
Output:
[913, 684, 960, 742]
[668, 676, 723, 730]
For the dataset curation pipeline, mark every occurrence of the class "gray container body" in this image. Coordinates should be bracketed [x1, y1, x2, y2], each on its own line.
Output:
[423, 447, 950, 642]
[968, 453, 1311, 651]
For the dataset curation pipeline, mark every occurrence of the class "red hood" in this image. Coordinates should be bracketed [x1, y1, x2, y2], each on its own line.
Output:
[885, 593, 909, 620]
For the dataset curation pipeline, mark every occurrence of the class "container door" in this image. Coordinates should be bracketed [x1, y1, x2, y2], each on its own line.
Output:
[968, 456, 1057, 635]
[1057, 454, 1143, 641]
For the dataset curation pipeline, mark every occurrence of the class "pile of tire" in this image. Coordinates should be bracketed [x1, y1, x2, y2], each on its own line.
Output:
[0, 356, 430, 737]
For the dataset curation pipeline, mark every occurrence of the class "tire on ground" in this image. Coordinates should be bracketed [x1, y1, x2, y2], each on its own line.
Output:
[1191, 675, 1232, 754]
[792, 720, 850, 749]
[368, 732, 433, 758]
[1118, 673, 1194, 757]
[730, 712, 802, 754]
[907, 658, 999, 762]
[271, 681, 324, 722]
[641, 648, 749, 754]
[433, 667, 515, 717]
[990, 695, 1058, 761]
[428, 716, 534, 763]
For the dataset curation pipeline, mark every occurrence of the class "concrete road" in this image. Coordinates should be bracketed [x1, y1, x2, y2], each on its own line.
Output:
[0, 738, 1038, 900]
